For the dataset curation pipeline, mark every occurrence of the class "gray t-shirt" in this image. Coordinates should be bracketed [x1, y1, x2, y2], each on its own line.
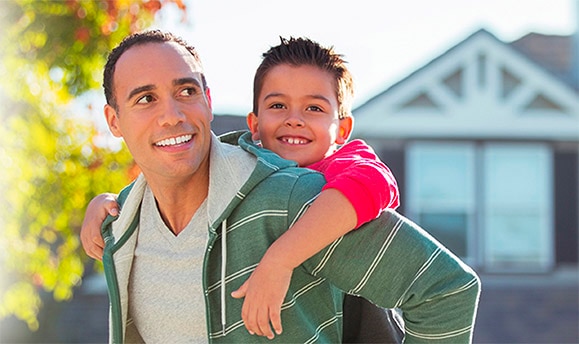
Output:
[128, 186, 208, 343]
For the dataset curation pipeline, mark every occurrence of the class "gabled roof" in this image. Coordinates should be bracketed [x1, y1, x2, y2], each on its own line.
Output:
[510, 32, 578, 91]
[353, 29, 579, 141]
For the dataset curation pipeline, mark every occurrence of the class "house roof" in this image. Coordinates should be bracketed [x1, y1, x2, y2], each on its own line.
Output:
[359, 29, 577, 107]
[510, 32, 578, 91]
[353, 28, 579, 141]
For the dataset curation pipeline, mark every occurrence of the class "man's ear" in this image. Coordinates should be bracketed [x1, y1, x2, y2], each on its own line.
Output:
[205, 87, 213, 109]
[246, 112, 260, 141]
[205, 87, 214, 121]
[336, 116, 353, 144]
[104, 104, 123, 138]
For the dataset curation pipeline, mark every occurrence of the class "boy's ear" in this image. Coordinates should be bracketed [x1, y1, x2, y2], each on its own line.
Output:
[104, 104, 123, 138]
[246, 112, 260, 141]
[336, 116, 353, 144]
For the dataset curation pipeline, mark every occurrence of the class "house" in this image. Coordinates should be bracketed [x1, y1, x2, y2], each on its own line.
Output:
[352, 28, 578, 343]
[211, 114, 248, 135]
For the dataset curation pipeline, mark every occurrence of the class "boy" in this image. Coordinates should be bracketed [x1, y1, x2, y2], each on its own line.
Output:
[233, 37, 403, 340]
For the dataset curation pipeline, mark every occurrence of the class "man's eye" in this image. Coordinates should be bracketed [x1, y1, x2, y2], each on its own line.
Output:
[136, 95, 155, 104]
[180, 87, 197, 96]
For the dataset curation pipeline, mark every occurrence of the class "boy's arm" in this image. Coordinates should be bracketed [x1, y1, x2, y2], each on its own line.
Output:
[232, 141, 400, 338]
[80, 193, 119, 260]
[259, 188, 357, 269]
[311, 139, 400, 227]
[231, 188, 357, 338]
[303, 210, 481, 343]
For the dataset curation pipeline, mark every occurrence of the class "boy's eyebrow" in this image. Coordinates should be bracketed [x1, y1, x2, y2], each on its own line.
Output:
[263, 92, 283, 101]
[263, 92, 332, 104]
[308, 94, 333, 104]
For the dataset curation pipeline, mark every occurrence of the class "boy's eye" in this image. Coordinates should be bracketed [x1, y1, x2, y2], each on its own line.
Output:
[136, 94, 155, 104]
[270, 103, 285, 109]
[306, 105, 323, 112]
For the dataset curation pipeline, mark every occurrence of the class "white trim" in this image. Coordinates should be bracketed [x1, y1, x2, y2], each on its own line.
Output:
[354, 30, 579, 141]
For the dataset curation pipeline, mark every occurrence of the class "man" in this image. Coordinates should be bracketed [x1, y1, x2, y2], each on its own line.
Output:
[97, 30, 480, 343]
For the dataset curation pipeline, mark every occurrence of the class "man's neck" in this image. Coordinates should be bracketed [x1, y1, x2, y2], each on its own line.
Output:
[145, 170, 209, 236]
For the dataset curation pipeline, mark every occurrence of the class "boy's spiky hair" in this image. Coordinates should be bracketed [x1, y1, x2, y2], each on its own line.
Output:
[253, 37, 354, 119]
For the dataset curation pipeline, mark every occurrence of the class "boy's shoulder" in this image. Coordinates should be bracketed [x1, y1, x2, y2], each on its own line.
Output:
[221, 130, 325, 192]
[338, 139, 372, 153]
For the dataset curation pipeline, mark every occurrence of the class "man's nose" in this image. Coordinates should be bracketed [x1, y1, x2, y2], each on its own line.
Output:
[158, 99, 185, 126]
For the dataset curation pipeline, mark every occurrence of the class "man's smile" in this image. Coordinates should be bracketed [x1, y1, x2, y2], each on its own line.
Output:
[154, 134, 193, 147]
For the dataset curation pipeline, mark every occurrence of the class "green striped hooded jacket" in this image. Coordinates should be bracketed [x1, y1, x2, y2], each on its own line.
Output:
[101, 131, 480, 343]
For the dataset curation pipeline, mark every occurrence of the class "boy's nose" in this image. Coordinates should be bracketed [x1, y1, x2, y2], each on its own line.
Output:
[284, 111, 305, 127]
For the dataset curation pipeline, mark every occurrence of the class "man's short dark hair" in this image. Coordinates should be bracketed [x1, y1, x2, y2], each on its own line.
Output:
[103, 30, 207, 110]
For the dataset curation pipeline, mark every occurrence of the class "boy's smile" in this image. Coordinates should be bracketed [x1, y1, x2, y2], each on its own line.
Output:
[247, 64, 351, 167]
[280, 135, 311, 145]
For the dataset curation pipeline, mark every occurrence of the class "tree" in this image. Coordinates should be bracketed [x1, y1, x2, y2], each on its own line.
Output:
[0, 0, 187, 330]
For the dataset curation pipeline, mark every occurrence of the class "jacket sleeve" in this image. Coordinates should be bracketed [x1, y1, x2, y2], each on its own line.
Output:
[302, 209, 481, 343]
[310, 140, 400, 228]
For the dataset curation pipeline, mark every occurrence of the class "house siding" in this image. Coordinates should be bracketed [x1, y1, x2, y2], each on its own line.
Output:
[554, 148, 579, 264]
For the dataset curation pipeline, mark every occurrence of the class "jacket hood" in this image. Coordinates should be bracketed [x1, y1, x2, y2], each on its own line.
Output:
[208, 131, 298, 229]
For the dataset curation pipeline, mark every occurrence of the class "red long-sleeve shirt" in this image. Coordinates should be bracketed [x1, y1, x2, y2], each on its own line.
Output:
[307, 140, 400, 228]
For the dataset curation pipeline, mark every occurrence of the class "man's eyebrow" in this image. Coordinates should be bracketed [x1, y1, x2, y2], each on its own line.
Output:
[126, 77, 202, 102]
[174, 77, 202, 88]
[128, 85, 155, 102]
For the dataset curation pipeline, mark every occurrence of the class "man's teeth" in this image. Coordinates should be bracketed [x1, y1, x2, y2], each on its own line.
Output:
[155, 135, 192, 147]
[284, 137, 307, 145]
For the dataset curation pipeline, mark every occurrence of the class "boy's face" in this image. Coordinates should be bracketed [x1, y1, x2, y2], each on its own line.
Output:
[247, 64, 352, 167]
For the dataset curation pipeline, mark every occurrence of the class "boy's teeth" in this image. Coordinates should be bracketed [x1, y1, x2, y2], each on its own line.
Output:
[285, 137, 307, 145]
[155, 135, 192, 147]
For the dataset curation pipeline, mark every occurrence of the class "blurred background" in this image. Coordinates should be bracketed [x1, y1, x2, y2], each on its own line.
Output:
[0, 0, 577, 343]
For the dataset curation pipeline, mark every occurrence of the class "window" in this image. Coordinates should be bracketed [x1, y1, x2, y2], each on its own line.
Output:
[407, 142, 553, 272]
[483, 144, 553, 271]
[407, 143, 476, 263]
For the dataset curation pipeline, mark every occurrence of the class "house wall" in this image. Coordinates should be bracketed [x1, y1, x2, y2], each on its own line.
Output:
[554, 145, 579, 263]
[367, 137, 579, 343]
[367, 137, 579, 266]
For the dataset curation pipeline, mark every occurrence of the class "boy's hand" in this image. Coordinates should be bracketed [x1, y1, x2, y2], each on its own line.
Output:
[80, 193, 119, 261]
[231, 258, 293, 340]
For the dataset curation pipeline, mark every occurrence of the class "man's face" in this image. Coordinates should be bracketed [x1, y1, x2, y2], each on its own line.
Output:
[248, 64, 351, 167]
[105, 42, 213, 183]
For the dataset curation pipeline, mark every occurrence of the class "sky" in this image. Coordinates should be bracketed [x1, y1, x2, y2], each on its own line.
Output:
[150, 0, 576, 116]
